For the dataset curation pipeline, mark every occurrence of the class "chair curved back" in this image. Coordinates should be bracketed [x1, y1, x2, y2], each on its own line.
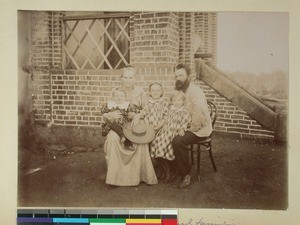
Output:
[207, 101, 218, 127]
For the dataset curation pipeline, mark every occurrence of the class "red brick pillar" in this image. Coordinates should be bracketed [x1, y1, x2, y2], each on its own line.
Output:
[31, 11, 64, 70]
[30, 11, 65, 122]
[179, 12, 195, 76]
[130, 12, 180, 95]
[194, 12, 217, 67]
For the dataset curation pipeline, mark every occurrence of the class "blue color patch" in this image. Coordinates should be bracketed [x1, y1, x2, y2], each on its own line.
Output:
[52, 218, 89, 223]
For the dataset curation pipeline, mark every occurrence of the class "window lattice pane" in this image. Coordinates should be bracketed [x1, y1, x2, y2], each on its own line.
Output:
[63, 16, 130, 70]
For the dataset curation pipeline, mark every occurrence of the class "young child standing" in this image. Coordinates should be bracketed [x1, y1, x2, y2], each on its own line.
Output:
[133, 82, 169, 133]
[150, 90, 192, 182]
[101, 88, 136, 150]
[132, 82, 169, 178]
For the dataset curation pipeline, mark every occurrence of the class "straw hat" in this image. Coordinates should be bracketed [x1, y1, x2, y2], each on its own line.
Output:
[123, 120, 155, 144]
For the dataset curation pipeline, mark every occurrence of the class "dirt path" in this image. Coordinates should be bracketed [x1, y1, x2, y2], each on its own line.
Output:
[18, 133, 287, 209]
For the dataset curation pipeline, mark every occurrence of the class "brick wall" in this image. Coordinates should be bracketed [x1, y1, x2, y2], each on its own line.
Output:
[179, 12, 195, 75]
[50, 68, 172, 127]
[196, 80, 274, 139]
[31, 11, 181, 126]
[30, 11, 64, 122]
[130, 12, 179, 95]
[28, 11, 275, 139]
[47, 68, 274, 138]
[50, 69, 122, 126]
[32, 70, 51, 121]
[131, 12, 179, 65]
[194, 12, 217, 67]
[30, 11, 64, 70]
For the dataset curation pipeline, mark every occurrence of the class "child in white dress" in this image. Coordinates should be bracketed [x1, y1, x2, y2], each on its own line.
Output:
[101, 88, 137, 150]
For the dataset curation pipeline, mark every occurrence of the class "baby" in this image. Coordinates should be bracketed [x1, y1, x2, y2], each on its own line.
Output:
[101, 88, 135, 151]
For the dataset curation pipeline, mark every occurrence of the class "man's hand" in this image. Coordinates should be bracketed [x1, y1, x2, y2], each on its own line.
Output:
[189, 125, 198, 132]
[178, 129, 185, 136]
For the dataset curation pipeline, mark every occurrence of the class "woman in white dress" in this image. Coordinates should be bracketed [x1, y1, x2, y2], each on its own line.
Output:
[103, 66, 158, 186]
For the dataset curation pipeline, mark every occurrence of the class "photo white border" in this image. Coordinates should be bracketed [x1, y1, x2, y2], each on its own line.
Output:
[1, 0, 299, 224]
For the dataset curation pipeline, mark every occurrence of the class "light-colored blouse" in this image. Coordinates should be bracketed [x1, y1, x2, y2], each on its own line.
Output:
[123, 85, 147, 108]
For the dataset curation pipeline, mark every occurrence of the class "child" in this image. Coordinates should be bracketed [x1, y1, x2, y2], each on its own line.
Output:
[150, 90, 192, 182]
[101, 88, 136, 151]
[133, 82, 169, 132]
[132, 82, 169, 178]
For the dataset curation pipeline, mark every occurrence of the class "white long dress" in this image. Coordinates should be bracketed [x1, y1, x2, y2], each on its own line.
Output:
[103, 130, 158, 186]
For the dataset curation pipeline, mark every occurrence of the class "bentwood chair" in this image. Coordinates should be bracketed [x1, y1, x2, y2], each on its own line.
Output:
[190, 101, 218, 181]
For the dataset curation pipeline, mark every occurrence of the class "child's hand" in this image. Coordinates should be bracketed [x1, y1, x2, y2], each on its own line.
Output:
[178, 129, 185, 136]
[127, 112, 135, 120]
[108, 111, 123, 120]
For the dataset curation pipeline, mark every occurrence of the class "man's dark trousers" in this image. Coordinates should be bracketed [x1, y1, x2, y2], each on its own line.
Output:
[172, 131, 208, 176]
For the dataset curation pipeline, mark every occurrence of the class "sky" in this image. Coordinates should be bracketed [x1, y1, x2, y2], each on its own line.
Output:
[216, 12, 289, 75]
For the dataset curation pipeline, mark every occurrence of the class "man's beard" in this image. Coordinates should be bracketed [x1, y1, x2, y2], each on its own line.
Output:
[175, 79, 190, 91]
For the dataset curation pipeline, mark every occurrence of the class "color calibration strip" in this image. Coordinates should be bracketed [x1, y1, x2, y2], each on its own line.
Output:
[17, 209, 177, 225]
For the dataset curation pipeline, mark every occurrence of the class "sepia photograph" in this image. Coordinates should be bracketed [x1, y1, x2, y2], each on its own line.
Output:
[17, 10, 288, 209]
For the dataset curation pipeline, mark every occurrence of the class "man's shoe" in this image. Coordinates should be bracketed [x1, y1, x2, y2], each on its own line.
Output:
[178, 174, 191, 189]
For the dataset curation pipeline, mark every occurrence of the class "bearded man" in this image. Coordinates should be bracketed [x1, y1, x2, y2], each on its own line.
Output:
[172, 63, 212, 188]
